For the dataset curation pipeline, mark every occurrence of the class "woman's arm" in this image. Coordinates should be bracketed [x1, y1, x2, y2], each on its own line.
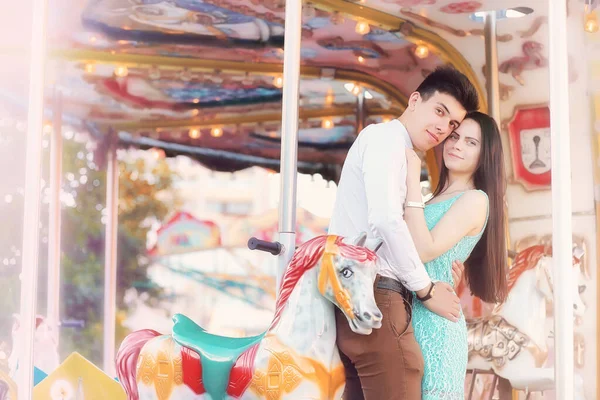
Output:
[404, 149, 487, 263]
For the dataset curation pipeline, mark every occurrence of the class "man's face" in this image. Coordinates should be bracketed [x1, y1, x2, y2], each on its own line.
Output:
[404, 91, 467, 152]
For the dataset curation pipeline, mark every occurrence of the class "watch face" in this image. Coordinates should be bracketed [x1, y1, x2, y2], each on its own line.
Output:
[520, 127, 551, 175]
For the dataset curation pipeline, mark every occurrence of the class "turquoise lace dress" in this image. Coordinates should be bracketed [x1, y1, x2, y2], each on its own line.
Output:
[412, 191, 488, 399]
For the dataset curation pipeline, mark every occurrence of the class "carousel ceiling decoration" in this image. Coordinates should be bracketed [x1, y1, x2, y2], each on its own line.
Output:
[45, 0, 554, 178]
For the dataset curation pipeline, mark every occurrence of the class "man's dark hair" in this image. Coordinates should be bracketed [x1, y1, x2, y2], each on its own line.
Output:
[415, 66, 479, 112]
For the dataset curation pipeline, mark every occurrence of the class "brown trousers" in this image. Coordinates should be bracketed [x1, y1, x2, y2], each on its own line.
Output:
[335, 275, 424, 400]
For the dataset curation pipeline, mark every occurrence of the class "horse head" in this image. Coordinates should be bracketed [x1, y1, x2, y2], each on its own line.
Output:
[534, 245, 587, 319]
[316, 233, 383, 335]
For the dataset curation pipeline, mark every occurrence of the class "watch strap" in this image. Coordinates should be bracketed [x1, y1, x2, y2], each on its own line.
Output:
[416, 282, 436, 302]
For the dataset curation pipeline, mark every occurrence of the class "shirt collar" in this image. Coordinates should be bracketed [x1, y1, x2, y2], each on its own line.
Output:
[391, 119, 413, 149]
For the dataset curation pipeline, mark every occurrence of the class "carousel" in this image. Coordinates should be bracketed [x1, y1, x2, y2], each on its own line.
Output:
[0, 0, 597, 399]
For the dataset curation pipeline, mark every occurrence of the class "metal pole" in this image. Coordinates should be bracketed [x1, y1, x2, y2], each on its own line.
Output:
[103, 134, 119, 377]
[47, 88, 63, 343]
[357, 89, 366, 133]
[483, 11, 500, 123]
[17, 0, 49, 397]
[548, 0, 574, 397]
[277, 0, 303, 291]
[485, 15, 515, 400]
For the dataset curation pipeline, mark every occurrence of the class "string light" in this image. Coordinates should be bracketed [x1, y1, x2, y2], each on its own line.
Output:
[189, 128, 201, 139]
[114, 66, 128, 77]
[150, 148, 165, 159]
[322, 119, 334, 129]
[211, 127, 223, 137]
[355, 21, 370, 35]
[43, 122, 53, 134]
[325, 90, 334, 105]
[584, 3, 598, 33]
[414, 44, 430, 59]
[585, 10, 599, 33]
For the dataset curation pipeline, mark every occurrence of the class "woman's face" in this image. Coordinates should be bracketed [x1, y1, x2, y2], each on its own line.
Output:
[443, 118, 482, 175]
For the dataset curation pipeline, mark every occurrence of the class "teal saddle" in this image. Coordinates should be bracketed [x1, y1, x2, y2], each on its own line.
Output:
[171, 314, 266, 399]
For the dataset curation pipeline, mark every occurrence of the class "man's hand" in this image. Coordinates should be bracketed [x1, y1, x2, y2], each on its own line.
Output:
[419, 282, 461, 322]
[404, 148, 422, 185]
[451, 261, 464, 290]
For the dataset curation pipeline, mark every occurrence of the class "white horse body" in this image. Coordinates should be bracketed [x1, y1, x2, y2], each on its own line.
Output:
[466, 246, 587, 393]
[121, 233, 384, 400]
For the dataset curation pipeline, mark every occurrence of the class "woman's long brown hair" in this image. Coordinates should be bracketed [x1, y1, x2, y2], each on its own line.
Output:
[433, 111, 508, 303]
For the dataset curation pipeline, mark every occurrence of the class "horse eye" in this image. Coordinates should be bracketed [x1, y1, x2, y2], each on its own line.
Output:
[341, 268, 353, 278]
[579, 285, 586, 294]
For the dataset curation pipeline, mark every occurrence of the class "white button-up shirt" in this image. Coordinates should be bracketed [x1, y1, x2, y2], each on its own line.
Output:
[328, 119, 431, 291]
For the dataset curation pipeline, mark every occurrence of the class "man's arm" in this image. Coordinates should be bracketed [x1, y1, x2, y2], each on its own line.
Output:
[359, 127, 430, 292]
[359, 126, 461, 321]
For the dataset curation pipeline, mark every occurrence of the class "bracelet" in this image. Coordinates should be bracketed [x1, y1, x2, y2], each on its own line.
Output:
[416, 282, 436, 302]
[406, 201, 425, 209]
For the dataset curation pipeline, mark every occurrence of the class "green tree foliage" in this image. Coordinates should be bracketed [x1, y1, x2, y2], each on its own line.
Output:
[0, 120, 179, 367]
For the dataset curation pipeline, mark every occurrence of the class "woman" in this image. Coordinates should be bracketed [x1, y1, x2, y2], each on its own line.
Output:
[404, 111, 508, 399]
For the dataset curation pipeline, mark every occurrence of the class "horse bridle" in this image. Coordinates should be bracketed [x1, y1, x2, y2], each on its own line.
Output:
[539, 256, 554, 295]
[318, 235, 355, 318]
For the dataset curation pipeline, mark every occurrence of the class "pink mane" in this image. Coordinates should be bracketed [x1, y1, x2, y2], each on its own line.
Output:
[268, 235, 377, 330]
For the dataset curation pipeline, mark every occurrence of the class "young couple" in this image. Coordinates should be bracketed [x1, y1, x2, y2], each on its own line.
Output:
[329, 66, 508, 399]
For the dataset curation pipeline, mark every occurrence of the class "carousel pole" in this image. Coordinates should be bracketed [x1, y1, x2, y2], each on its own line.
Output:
[483, 12, 515, 399]
[483, 11, 500, 122]
[356, 88, 366, 133]
[103, 131, 119, 377]
[548, 0, 574, 397]
[17, 0, 50, 397]
[277, 0, 303, 291]
[47, 88, 63, 343]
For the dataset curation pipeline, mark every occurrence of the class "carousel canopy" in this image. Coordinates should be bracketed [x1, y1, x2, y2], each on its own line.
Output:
[3, 0, 547, 180]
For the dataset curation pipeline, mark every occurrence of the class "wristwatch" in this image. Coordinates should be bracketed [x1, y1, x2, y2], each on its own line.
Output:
[416, 282, 436, 302]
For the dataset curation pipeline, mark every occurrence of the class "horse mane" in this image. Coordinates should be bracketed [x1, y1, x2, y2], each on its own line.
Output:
[507, 245, 549, 292]
[268, 235, 377, 330]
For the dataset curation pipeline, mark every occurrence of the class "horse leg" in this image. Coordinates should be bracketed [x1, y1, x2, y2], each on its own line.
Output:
[467, 370, 477, 400]
[497, 377, 513, 400]
[487, 374, 498, 400]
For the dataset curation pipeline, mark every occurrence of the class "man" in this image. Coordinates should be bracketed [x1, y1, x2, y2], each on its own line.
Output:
[328, 66, 479, 399]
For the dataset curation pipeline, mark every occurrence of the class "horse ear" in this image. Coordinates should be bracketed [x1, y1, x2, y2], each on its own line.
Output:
[365, 238, 384, 253]
[346, 232, 367, 247]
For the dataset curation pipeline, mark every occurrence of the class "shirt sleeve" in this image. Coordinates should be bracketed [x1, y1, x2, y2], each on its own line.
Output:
[358, 126, 431, 291]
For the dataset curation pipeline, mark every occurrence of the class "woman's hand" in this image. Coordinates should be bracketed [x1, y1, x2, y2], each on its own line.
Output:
[405, 148, 422, 184]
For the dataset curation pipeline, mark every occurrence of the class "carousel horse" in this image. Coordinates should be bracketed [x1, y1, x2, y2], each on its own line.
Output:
[117, 233, 384, 400]
[466, 244, 587, 394]
[8, 314, 60, 379]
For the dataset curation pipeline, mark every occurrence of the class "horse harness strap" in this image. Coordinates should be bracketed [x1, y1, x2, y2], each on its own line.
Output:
[318, 235, 354, 317]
